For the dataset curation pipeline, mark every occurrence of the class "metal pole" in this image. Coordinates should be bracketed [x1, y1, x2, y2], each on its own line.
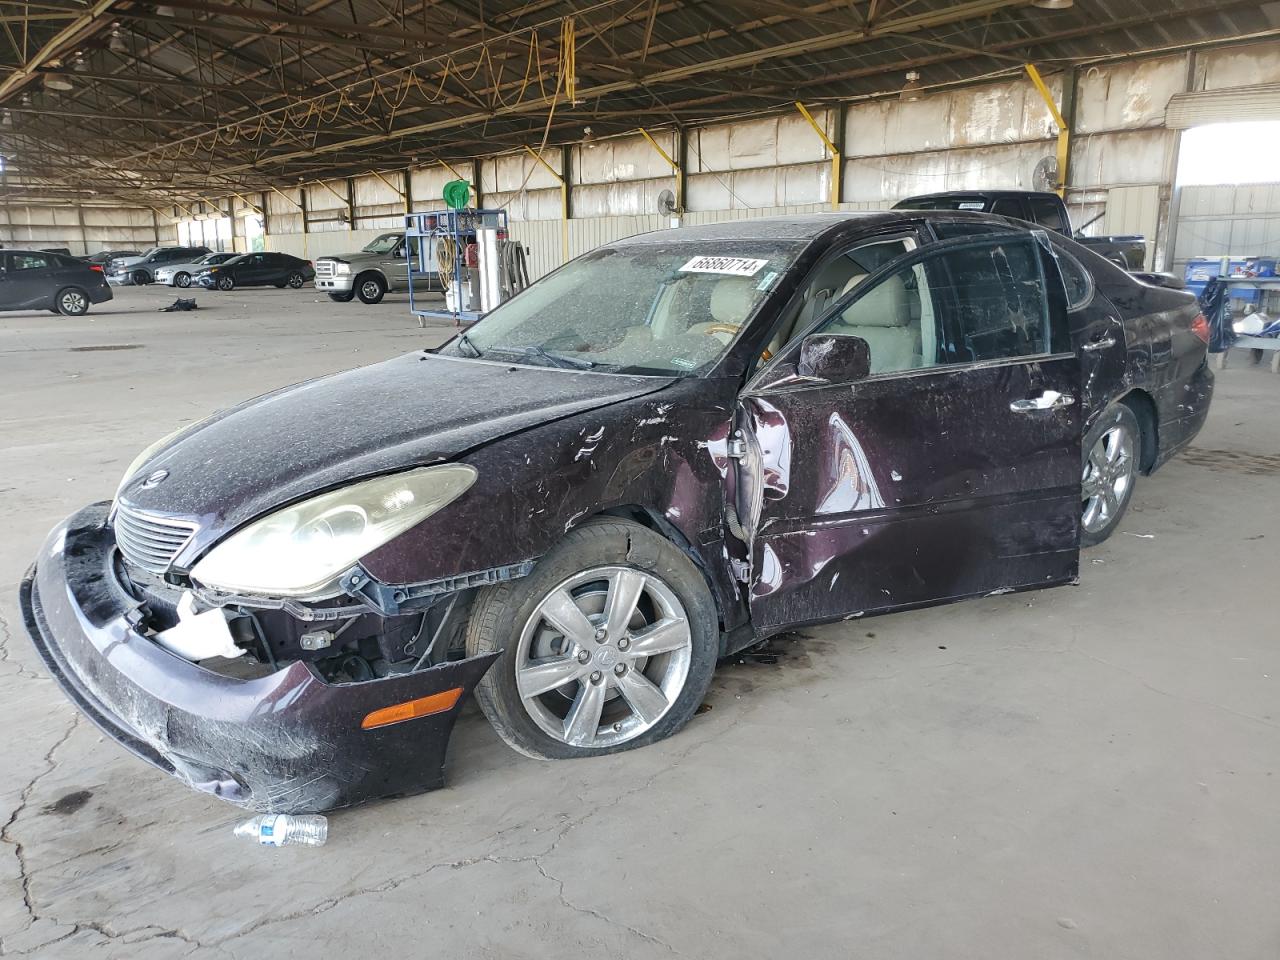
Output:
[795, 101, 841, 210]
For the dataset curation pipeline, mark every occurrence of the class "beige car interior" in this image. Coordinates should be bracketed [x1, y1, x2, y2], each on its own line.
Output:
[762, 237, 924, 371]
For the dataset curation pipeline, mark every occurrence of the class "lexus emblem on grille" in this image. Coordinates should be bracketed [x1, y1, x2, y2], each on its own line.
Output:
[140, 469, 169, 489]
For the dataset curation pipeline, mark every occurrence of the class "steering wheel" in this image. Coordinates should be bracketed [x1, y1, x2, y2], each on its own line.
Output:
[700, 322, 741, 339]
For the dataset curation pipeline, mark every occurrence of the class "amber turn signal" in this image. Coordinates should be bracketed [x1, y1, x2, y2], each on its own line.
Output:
[361, 687, 463, 730]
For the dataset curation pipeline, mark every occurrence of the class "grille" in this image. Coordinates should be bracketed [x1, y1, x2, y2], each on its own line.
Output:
[113, 503, 199, 574]
[315, 260, 336, 278]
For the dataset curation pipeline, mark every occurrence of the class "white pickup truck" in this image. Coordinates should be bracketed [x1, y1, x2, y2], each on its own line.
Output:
[312, 232, 441, 304]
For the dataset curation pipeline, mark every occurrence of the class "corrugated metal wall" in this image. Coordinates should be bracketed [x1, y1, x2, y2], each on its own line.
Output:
[1173, 183, 1280, 270]
[0, 205, 164, 255]
[244, 39, 1280, 280]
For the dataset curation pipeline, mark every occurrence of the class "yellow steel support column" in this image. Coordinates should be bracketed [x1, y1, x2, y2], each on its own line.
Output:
[1024, 63, 1069, 198]
[523, 145, 569, 264]
[637, 127, 683, 214]
[795, 101, 841, 210]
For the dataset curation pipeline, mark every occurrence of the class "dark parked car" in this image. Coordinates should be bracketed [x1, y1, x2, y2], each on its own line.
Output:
[0, 249, 113, 316]
[895, 190, 1148, 270]
[84, 250, 141, 270]
[193, 251, 315, 290]
[110, 246, 212, 286]
[21, 212, 1212, 812]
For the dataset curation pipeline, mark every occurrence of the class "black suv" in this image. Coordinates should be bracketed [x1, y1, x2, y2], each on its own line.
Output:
[109, 246, 212, 286]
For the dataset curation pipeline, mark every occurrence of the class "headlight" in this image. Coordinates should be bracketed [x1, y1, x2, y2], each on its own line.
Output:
[114, 426, 189, 501]
[334, 262, 351, 275]
[190, 465, 477, 599]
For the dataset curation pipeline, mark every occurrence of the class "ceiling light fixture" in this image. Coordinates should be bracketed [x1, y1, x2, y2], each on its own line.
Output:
[43, 73, 73, 92]
[109, 24, 127, 54]
[73, 51, 87, 72]
[900, 70, 922, 102]
[155, 4, 175, 15]
[1031, 0, 1073, 8]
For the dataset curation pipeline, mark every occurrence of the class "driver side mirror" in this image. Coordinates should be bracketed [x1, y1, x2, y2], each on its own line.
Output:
[798, 333, 871, 383]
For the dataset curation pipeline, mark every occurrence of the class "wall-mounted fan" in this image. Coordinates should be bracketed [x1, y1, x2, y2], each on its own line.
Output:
[656, 188, 683, 215]
[1032, 155, 1060, 192]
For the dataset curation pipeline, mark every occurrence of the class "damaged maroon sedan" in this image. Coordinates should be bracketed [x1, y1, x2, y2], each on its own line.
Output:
[21, 212, 1212, 812]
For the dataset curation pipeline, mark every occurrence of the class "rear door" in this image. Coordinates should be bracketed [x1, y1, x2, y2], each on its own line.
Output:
[737, 232, 1081, 632]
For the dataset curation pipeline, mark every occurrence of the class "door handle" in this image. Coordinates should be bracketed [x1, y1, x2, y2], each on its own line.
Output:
[1081, 336, 1116, 352]
[1010, 390, 1075, 413]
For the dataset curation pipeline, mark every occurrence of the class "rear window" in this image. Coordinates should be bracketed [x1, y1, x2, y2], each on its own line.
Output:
[1028, 197, 1069, 233]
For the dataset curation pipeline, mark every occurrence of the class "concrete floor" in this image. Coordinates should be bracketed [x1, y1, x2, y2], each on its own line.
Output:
[1, 284, 1278, 959]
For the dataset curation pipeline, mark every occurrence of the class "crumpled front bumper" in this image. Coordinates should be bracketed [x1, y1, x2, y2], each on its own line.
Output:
[19, 503, 498, 813]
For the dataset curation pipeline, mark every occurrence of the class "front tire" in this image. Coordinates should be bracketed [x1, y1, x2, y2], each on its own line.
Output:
[355, 273, 385, 304]
[467, 519, 718, 761]
[328, 290, 355, 303]
[216, 274, 235, 291]
[1081, 403, 1141, 546]
[55, 287, 89, 316]
[174, 272, 191, 288]
[131, 269, 149, 285]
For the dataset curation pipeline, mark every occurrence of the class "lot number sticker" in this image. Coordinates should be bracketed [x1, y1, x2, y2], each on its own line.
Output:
[678, 255, 769, 277]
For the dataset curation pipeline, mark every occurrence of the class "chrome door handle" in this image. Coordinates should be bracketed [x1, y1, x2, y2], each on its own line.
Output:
[1082, 336, 1116, 352]
[1010, 390, 1076, 413]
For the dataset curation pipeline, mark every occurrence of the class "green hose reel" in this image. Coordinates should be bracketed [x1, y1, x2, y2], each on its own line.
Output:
[442, 179, 471, 210]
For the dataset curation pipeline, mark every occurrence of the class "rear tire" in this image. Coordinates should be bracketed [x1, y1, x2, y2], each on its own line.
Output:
[467, 519, 718, 761]
[328, 290, 355, 303]
[355, 273, 385, 305]
[287, 271, 305, 289]
[1081, 403, 1140, 547]
[174, 272, 191, 288]
[55, 287, 90, 316]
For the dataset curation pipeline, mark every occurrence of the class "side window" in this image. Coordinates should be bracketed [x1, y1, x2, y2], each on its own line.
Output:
[813, 261, 937, 376]
[1028, 197, 1069, 233]
[811, 235, 1052, 376]
[11, 254, 49, 271]
[990, 197, 1024, 219]
[759, 236, 917, 362]
[1051, 246, 1093, 311]
[940, 238, 1051, 363]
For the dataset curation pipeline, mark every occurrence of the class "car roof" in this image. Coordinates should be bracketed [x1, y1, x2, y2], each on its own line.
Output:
[901, 190, 1061, 201]
[611, 209, 1030, 246]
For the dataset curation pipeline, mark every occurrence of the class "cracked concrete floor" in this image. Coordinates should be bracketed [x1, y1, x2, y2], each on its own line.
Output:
[2, 285, 1278, 959]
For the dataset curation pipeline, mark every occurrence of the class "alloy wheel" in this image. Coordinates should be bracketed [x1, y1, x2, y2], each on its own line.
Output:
[1082, 422, 1135, 534]
[360, 278, 382, 301]
[59, 290, 87, 315]
[217, 275, 234, 290]
[175, 273, 191, 288]
[288, 272, 304, 288]
[515, 566, 692, 749]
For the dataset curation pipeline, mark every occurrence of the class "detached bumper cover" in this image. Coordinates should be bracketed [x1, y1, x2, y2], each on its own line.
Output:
[19, 503, 498, 812]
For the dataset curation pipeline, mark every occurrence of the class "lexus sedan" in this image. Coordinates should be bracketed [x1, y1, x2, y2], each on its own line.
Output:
[21, 212, 1212, 812]
[154, 252, 239, 287]
[0, 249, 113, 315]
[194, 252, 314, 290]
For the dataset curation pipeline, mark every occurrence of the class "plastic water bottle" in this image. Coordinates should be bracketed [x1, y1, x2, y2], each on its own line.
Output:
[233, 814, 328, 847]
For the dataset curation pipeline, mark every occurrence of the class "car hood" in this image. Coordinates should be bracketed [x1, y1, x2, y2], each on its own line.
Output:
[316, 252, 380, 263]
[118, 352, 676, 538]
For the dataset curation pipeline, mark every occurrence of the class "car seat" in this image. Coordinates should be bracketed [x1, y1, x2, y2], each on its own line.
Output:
[824, 272, 922, 373]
